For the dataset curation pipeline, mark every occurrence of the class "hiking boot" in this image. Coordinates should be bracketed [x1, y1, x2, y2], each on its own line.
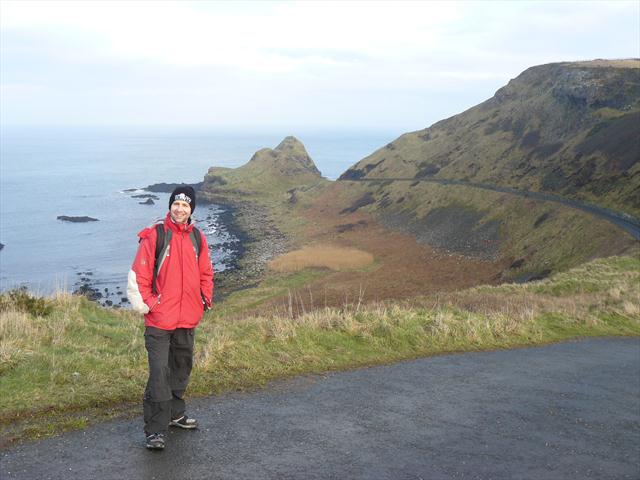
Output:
[170, 414, 198, 429]
[145, 433, 166, 450]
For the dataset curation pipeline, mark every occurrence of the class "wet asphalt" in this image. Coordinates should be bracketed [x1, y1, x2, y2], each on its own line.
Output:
[1, 337, 639, 480]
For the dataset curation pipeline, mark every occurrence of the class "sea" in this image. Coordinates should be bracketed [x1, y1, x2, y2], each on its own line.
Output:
[0, 126, 398, 303]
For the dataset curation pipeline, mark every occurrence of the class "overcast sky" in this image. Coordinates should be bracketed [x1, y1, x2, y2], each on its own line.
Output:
[1, 0, 638, 131]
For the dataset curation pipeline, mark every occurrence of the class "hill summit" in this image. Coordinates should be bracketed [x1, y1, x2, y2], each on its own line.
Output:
[248, 136, 321, 177]
[200, 136, 324, 200]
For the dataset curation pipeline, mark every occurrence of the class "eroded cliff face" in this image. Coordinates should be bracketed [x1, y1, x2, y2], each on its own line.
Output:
[341, 60, 640, 216]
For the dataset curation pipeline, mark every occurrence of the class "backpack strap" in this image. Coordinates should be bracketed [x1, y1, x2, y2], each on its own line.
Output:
[152, 224, 172, 295]
[189, 226, 203, 261]
[189, 226, 210, 309]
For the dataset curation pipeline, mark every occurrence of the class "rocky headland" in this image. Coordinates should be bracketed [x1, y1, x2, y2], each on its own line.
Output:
[197, 136, 323, 297]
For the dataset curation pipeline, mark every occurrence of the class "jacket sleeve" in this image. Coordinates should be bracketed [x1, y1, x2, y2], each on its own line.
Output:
[127, 227, 159, 314]
[198, 231, 214, 309]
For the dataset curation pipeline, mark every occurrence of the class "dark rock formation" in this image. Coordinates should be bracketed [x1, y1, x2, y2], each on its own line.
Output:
[143, 182, 204, 193]
[73, 284, 102, 300]
[340, 193, 375, 214]
[132, 194, 160, 200]
[57, 216, 99, 223]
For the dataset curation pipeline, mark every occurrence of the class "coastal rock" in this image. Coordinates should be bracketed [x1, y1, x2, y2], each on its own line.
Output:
[201, 136, 325, 201]
[132, 194, 160, 200]
[139, 198, 155, 205]
[247, 136, 322, 177]
[57, 216, 99, 223]
[143, 182, 203, 193]
[73, 284, 102, 300]
[0, 243, 4, 251]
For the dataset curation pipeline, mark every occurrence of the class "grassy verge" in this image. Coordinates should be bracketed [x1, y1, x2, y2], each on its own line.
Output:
[1, 254, 638, 447]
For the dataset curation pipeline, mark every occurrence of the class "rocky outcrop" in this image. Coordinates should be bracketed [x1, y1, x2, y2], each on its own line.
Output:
[247, 136, 321, 177]
[200, 136, 325, 201]
[143, 182, 203, 193]
[57, 216, 99, 222]
[132, 194, 159, 200]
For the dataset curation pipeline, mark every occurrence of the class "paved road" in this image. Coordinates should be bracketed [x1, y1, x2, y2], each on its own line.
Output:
[2, 338, 639, 480]
[341, 178, 640, 240]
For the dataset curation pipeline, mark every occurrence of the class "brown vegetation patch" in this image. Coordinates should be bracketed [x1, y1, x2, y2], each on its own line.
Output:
[268, 245, 374, 273]
[249, 182, 510, 314]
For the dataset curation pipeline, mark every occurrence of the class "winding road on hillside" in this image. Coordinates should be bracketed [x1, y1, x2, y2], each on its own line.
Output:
[2, 338, 639, 480]
[341, 178, 640, 240]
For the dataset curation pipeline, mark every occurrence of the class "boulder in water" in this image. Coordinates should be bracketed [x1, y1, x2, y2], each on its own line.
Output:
[57, 216, 99, 223]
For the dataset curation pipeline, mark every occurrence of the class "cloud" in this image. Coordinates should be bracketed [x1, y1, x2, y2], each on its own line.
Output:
[1, 0, 638, 128]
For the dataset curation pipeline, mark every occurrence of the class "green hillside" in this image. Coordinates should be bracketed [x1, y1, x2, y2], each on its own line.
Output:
[201, 136, 328, 203]
[341, 59, 640, 216]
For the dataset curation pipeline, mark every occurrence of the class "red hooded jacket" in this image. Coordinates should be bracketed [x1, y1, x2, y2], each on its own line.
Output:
[127, 213, 214, 330]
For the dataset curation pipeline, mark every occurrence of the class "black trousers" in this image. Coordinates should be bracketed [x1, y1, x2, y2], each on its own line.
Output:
[143, 326, 195, 434]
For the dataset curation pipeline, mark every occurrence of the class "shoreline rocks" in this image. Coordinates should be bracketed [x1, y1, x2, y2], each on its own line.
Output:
[132, 194, 160, 200]
[143, 182, 204, 193]
[212, 199, 290, 300]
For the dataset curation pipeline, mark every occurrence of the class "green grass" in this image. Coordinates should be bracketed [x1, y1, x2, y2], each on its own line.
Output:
[215, 269, 329, 314]
[1, 254, 638, 446]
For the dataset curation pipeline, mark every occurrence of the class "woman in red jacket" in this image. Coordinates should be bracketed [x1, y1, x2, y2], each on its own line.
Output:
[127, 185, 214, 450]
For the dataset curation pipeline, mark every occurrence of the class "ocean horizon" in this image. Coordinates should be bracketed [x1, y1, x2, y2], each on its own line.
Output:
[0, 126, 399, 300]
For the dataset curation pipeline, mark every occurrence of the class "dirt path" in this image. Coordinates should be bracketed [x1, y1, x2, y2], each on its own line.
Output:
[2, 337, 638, 480]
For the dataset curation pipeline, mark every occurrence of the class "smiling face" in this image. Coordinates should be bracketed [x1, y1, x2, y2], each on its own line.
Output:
[170, 200, 192, 224]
